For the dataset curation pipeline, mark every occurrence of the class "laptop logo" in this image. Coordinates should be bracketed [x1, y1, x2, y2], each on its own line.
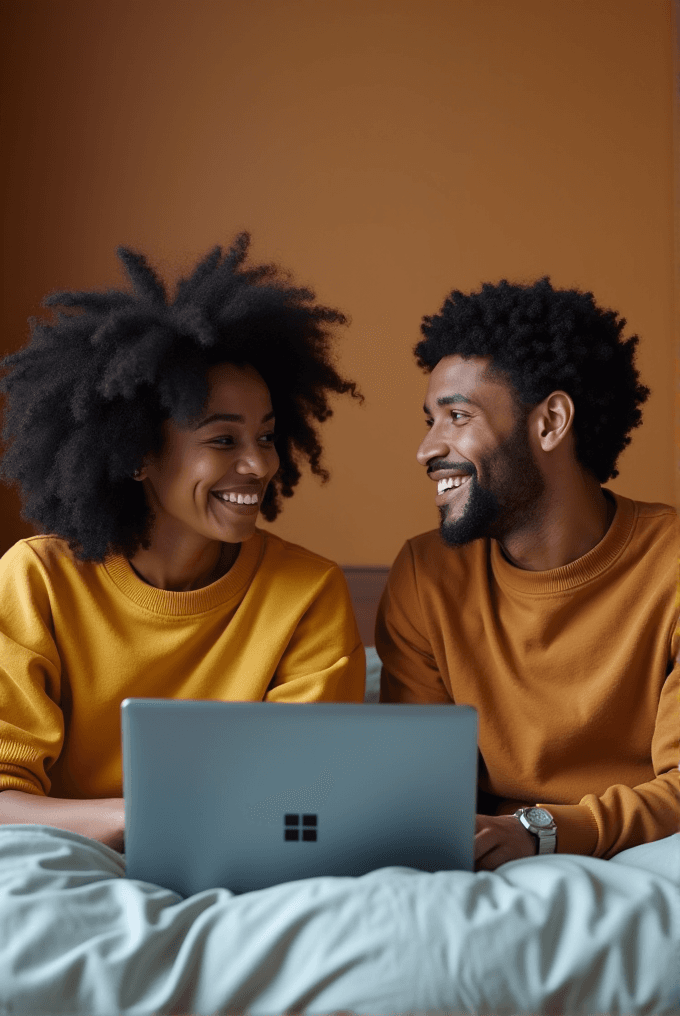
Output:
[284, 813, 318, 841]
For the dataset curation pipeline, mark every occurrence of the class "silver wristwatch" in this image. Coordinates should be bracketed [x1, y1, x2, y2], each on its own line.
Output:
[514, 807, 557, 854]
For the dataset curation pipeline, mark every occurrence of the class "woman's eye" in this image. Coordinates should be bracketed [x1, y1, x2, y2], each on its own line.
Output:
[210, 433, 277, 448]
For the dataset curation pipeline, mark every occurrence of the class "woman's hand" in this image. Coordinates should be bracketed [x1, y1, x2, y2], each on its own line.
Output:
[0, 791, 126, 852]
[474, 813, 537, 871]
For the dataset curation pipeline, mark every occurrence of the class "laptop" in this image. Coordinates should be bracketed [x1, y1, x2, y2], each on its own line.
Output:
[121, 699, 478, 896]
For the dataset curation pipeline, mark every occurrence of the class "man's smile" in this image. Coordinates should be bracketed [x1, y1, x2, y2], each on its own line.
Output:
[427, 466, 475, 508]
[434, 474, 472, 507]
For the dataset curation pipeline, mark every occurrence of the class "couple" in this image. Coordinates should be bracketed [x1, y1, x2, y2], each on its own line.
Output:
[0, 235, 677, 873]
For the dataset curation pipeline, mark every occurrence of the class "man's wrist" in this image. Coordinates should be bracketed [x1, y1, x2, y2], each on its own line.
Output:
[514, 807, 557, 854]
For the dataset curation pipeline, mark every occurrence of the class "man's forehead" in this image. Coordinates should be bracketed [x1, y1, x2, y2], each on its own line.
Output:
[424, 354, 506, 411]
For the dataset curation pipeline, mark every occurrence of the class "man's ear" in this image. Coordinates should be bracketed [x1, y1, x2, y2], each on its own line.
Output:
[530, 391, 575, 453]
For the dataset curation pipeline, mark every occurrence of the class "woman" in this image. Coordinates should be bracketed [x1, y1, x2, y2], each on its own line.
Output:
[0, 234, 365, 851]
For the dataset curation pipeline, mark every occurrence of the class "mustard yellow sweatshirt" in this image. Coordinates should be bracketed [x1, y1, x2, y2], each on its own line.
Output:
[377, 492, 680, 858]
[0, 529, 365, 800]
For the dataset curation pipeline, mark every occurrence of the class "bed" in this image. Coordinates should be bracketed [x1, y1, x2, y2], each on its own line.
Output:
[0, 797, 678, 1014]
[0, 649, 677, 1015]
[0, 570, 678, 1014]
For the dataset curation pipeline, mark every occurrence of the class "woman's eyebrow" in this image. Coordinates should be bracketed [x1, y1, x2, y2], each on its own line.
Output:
[423, 394, 473, 415]
[194, 411, 276, 429]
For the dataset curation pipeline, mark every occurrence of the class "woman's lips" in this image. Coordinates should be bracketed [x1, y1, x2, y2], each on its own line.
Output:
[210, 491, 260, 515]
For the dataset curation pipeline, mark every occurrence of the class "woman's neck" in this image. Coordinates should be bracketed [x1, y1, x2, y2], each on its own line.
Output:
[128, 539, 241, 591]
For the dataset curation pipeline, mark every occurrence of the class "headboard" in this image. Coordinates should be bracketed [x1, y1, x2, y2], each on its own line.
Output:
[341, 566, 389, 648]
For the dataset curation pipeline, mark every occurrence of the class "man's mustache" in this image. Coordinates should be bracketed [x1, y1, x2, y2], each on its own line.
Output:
[427, 460, 476, 477]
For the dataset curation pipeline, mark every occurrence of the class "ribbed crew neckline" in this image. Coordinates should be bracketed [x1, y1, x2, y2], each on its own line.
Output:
[490, 491, 636, 595]
[103, 529, 265, 615]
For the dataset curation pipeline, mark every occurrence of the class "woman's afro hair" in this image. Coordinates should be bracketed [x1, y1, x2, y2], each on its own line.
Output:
[0, 233, 362, 561]
[415, 277, 650, 483]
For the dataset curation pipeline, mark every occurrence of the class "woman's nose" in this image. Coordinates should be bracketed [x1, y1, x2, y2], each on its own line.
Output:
[236, 443, 274, 476]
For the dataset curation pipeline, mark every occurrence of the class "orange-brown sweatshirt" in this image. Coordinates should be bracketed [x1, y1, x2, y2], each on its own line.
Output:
[0, 529, 365, 800]
[377, 492, 680, 858]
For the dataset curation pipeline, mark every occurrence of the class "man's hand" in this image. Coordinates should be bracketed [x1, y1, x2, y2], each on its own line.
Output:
[474, 813, 537, 871]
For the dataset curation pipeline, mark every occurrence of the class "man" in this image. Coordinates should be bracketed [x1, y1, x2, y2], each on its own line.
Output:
[376, 277, 679, 871]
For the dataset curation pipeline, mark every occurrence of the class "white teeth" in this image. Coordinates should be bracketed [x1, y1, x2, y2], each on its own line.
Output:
[216, 492, 259, 504]
[437, 476, 468, 494]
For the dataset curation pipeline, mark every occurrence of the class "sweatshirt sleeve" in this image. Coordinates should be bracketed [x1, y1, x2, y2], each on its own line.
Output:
[265, 563, 365, 704]
[540, 627, 680, 857]
[376, 540, 452, 704]
[0, 542, 64, 796]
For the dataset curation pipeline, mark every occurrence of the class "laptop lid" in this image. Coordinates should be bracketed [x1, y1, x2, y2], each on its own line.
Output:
[122, 699, 477, 896]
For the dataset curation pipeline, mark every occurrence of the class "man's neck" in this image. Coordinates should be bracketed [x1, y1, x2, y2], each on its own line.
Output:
[498, 482, 614, 572]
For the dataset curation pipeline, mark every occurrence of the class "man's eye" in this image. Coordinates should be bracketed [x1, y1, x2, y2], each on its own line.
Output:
[451, 412, 467, 422]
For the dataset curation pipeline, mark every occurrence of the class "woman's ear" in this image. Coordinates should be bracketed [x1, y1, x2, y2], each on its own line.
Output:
[132, 467, 147, 481]
[531, 391, 575, 453]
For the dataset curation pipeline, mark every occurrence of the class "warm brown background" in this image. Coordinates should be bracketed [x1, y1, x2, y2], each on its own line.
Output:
[1, 0, 677, 566]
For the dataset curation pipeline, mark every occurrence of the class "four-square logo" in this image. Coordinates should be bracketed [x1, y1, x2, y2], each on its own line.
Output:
[284, 813, 318, 841]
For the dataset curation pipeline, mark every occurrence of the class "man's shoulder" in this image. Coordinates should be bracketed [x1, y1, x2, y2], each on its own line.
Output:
[391, 529, 489, 581]
[622, 495, 679, 548]
[629, 497, 677, 524]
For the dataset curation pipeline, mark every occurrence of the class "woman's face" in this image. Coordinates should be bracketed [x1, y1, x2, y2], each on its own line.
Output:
[139, 363, 280, 548]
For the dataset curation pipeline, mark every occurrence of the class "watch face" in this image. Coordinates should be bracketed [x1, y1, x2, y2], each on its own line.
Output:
[526, 808, 552, 827]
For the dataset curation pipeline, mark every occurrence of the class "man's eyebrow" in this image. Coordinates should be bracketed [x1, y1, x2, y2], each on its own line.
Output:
[423, 394, 474, 415]
[194, 411, 276, 429]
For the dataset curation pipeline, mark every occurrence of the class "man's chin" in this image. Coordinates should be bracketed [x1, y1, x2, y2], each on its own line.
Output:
[437, 491, 500, 547]
[439, 517, 486, 547]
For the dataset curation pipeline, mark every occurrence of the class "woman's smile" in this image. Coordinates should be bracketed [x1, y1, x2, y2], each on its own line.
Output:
[210, 487, 261, 514]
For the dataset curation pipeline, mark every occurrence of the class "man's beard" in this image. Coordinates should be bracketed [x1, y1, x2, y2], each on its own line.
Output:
[438, 420, 545, 548]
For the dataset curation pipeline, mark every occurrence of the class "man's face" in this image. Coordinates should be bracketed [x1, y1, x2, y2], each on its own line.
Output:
[417, 355, 545, 546]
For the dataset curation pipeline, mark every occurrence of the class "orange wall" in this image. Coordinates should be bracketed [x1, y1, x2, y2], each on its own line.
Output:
[0, 0, 675, 564]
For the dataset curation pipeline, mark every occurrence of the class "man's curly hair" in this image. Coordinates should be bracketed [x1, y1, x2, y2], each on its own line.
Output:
[414, 277, 650, 483]
[0, 233, 362, 561]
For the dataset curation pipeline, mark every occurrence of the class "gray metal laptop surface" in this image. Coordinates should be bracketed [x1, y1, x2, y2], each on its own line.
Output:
[122, 700, 477, 896]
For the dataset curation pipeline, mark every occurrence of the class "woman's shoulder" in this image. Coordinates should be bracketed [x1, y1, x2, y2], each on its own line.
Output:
[0, 535, 88, 583]
[256, 529, 344, 583]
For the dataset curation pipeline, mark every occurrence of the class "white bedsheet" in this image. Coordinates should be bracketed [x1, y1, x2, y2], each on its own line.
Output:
[0, 826, 678, 1015]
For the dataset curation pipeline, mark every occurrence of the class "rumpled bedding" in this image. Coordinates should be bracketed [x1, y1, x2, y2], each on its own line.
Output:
[0, 825, 678, 1015]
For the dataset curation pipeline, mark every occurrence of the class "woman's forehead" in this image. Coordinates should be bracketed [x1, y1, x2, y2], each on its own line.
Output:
[207, 361, 265, 387]
[206, 363, 272, 406]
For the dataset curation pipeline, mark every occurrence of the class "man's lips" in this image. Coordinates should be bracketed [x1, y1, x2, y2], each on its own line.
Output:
[434, 474, 472, 507]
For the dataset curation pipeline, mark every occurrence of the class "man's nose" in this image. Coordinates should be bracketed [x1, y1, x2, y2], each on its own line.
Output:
[416, 426, 449, 467]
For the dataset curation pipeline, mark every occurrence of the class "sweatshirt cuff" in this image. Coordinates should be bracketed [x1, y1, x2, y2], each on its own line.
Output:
[0, 774, 45, 795]
[537, 802, 599, 855]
